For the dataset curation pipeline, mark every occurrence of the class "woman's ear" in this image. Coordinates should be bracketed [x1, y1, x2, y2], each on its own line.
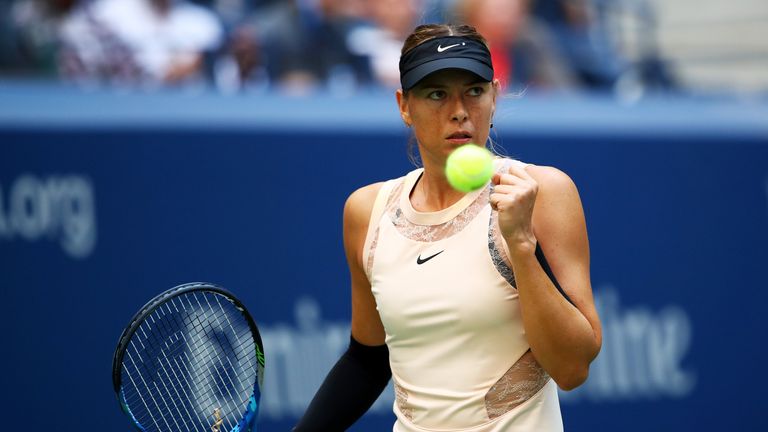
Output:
[396, 89, 411, 127]
[490, 79, 500, 122]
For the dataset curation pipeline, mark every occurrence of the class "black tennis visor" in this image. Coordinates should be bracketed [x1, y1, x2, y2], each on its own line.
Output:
[399, 36, 494, 90]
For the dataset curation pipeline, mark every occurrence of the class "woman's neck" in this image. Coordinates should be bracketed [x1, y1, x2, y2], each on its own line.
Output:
[409, 163, 466, 212]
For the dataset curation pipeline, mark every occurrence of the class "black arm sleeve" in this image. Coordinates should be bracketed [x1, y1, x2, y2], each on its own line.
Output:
[292, 335, 391, 431]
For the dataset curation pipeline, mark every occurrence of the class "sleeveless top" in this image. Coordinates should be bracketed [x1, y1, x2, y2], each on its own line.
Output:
[362, 158, 564, 432]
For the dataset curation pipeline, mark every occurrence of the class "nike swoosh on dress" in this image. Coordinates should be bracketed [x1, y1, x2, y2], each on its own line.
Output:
[416, 250, 444, 265]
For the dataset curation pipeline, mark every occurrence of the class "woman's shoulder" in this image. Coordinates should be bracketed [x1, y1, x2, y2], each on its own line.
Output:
[526, 164, 577, 193]
[344, 169, 415, 214]
[343, 170, 412, 230]
[524, 164, 583, 229]
[343, 180, 390, 231]
[345, 182, 384, 216]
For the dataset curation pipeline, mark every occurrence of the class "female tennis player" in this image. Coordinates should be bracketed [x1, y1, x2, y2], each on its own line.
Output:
[294, 23, 602, 432]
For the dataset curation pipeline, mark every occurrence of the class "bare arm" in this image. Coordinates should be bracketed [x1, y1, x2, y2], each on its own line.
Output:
[343, 182, 387, 346]
[491, 164, 601, 390]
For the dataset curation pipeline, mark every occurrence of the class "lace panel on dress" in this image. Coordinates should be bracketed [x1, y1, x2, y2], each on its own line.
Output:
[487, 159, 518, 288]
[365, 179, 405, 277]
[484, 350, 551, 419]
[488, 202, 516, 288]
[394, 379, 414, 421]
[365, 225, 380, 279]
[388, 179, 491, 242]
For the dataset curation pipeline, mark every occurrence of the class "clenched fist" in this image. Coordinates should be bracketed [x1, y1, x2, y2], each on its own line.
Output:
[490, 163, 538, 249]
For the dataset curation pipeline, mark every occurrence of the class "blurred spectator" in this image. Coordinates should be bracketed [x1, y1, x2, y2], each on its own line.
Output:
[421, 0, 454, 23]
[454, 0, 578, 92]
[344, 0, 423, 89]
[532, 0, 624, 90]
[58, 0, 223, 87]
[226, 0, 423, 94]
[228, 0, 376, 95]
[212, 22, 269, 93]
[307, 0, 375, 93]
[0, 0, 78, 76]
[236, 0, 320, 94]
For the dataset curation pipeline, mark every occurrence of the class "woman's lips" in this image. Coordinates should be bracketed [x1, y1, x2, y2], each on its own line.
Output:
[447, 137, 473, 145]
[446, 132, 473, 145]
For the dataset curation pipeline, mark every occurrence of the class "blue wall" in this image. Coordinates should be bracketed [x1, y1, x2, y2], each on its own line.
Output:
[2, 86, 767, 431]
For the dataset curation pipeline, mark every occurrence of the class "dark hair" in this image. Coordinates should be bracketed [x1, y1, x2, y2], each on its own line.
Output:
[402, 24, 489, 59]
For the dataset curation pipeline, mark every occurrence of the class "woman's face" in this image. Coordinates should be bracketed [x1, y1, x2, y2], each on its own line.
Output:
[397, 69, 498, 166]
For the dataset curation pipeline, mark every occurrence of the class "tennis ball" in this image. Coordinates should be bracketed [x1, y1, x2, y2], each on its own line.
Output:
[445, 144, 494, 192]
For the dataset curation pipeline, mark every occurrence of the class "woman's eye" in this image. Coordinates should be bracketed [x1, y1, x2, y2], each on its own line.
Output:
[468, 87, 484, 96]
[428, 90, 446, 100]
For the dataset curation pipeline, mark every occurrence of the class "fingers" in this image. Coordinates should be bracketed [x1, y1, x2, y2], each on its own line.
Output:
[492, 164, 536, 186]
[489, 192, 503, 211]
[490, 184, 519, 194]
[508, 163, 536, 181]
[490, 185, 523, 210]
[498, 173, 526, 186]
[490, 193, 510, 211]
[489, 165, 539, 212]
[490, 190, 532, 213]
[489, 188, 524, 211]
[493, 173, 532, 189]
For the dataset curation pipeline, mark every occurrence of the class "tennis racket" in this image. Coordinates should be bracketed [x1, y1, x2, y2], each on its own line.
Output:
[112, 282, 265, 432]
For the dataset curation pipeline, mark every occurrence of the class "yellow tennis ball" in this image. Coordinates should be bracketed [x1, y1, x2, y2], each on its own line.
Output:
[445, 144, 494, 192]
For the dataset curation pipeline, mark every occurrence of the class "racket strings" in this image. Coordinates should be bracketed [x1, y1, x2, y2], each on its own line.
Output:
[124, 307, 219, 432]
[164, 294, 255, 430]
[187, 293, 259, 430]
[197, 292, 260, 381]
[120, 291, 260, 432]
[123, 299, 253, 432]
[186, 293, 261, 428]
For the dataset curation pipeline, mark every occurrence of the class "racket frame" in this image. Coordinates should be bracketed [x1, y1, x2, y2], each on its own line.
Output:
[112, 282, 264, 432]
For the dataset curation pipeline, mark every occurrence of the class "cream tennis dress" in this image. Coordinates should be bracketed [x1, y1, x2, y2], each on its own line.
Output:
[362, 159, 563, 432]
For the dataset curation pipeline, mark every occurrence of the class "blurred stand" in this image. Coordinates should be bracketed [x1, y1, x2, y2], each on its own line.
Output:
[1, 0, 765, 99]
[56, 0, 224, 89]
[343, 0, 422, 90]
[532, 0, 626, 91]
[220, 0, 375, 96]
[599, 0, 677, 103]
[0, 0, 78, 77]
[454, 0, 579, 93]
[203, 0, 270, 94]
